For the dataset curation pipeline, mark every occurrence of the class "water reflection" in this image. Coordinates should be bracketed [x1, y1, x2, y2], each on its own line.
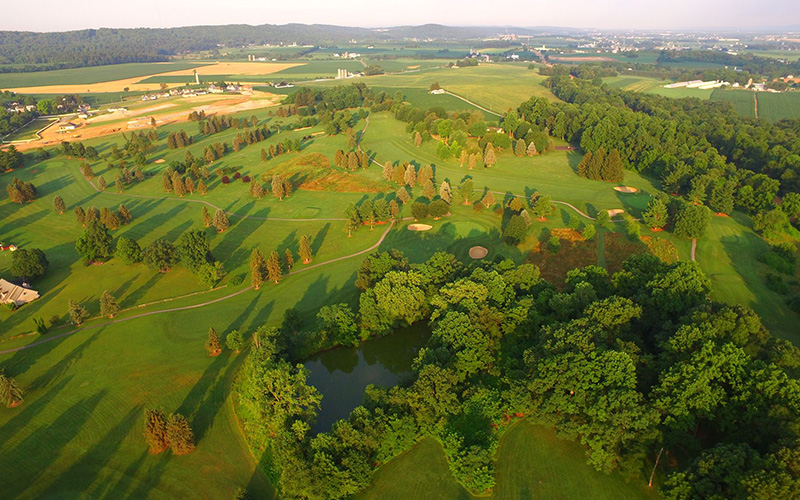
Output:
[304, 324, 430, 433]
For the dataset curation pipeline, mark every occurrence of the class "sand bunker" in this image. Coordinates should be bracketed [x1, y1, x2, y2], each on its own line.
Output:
[469, 246, 489, 259]
[607, 209, 625, 217]
[407, 224, 433, 231]
[614, 186, 639, 193]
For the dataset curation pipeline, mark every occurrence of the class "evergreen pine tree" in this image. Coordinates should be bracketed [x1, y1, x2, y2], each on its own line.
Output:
[250, 248, 266, 289]
[404, 165, 416, 187]
[468, 153, 476, 170]
[514, 139, 526, 157]
[162, 172, 173, 193]
[212, 209, 229, 232]
[577, 151, 592, 178]
[382, 161, 393, 181]
[422, 180, 436, 200]
[53, 196, 66, 214]
[197, 179, 208, 195]
[267, 250, 282, 283]
[68, 300, 89, 326]
[284, 248, 294, 272]
[414, 131, 422, 147]
[226, 329, 244, 353]
[144, 408, 168, 453]
[439, 180, 452, 204]
[166, 413, 195, 455]
[484, 146, 497, 168]
[526, 141, 538, 156]
[586, 147, 605, 180]
[482, 191, 496, 208]
[642, 198, 669, 229]
[99, 290, 119, 318]
[201, 206, 211, 227]
[97, 176, 107, 191]
[0, 371, 24, 408]
[601, 149, 624, 182]
[271, 174, 285, 200]
[205, 327, 221, 355]
[75, 206, 86, 225]
[299, 235, 312, 264]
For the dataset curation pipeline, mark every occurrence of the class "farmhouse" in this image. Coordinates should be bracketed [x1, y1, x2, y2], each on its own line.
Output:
[0, 278, 39, 307]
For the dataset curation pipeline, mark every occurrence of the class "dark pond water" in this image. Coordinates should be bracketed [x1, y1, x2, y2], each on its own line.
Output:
[304, 324, 430, 433]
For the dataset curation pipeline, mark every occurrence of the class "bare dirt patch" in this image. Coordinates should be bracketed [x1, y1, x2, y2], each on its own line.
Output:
[469, 246, 489, 259]
[408, 224, 433, 231]
[613, 186, 639, 193]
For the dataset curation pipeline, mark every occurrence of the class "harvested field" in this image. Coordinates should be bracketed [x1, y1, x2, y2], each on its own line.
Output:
[3, 62, 305, 94]
[613, 186, 639, 193]
[408, 224, 433, 231]
[469, 246, 488, 259]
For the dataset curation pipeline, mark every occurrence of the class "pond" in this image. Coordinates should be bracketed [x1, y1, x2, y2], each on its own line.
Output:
[304, 324, 431, 433]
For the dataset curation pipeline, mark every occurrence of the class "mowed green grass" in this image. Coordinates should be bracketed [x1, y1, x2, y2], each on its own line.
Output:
[604, 75, 671, 93]
[0, 62, 211, 89]
[358, 421, 659, 500]
[361, 112, 659, 216]
[312, 64, 559, 114]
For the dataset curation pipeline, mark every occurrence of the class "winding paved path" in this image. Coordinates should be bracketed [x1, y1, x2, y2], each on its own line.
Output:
[0, 223, 394, 355]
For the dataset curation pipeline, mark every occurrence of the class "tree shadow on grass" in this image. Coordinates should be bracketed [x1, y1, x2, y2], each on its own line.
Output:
[46, 405, 142, 497]
[104, 452, 171, 500]
[28, 330, 102, 392]
[1, 389, 106, 499]
[124, 271, 164, 307]
[176, 350, 231, 443]
[311, 223, 331, 256]
[0, 376, 72, 450]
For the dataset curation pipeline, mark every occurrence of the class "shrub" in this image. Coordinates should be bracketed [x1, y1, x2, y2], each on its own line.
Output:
[233, 172, 241, 180]
[221, 175, 230, 184]
[241, 175, 251, 183]
[229, 274, 244, 286]
[548, 235, 561, 253]
[788, 295, 800, 314]
[758, 243, 796, 275]
[765, 273, 789, 294]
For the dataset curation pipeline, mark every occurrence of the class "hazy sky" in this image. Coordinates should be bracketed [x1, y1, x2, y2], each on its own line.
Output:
[0, 0, 797, 32]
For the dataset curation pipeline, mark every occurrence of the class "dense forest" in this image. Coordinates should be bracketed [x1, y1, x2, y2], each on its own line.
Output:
[236, 249, 800, 499]
[0, 24, 560, 72]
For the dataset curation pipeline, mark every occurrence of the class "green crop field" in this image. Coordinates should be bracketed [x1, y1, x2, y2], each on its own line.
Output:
[755, 92, 800, 122]
[358, 421, 659, 500]
[0, 62, 210, 89]
[710, 89, 757, 118]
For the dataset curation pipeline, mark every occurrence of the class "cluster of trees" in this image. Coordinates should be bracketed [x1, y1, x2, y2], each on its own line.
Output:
[0, 145, 24, 171]
[73, 204, 132, 230]
[259, 137, 303, 163]
[250, 174, 292, 201]
[0, 107, 37, 137]
[576, 147, 624, 182]
[162, 156, 212, 196]
[200, 207, 230, 233]
[6, 177, 36, 204]
[143, 408, 195, 455]
[231, 125, 275, 152]
[516, 77, 800, 231]
[334, 149, 370, 170]
[249, 236, 312, 288]
[237, 249, 800, 499]
[198, 114, 259, 136]
[166, 130, 193, 149]
[344, 197, 401, 235]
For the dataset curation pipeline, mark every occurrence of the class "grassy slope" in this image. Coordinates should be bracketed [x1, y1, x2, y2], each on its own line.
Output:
[0, 62, 210, 89]
[311, 63, 559, 114]
[358, 421, 659, 500]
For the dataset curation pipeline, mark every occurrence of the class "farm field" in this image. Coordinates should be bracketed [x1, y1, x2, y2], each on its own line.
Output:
[0, 62, 304, 94]
[710, 89, 800, 122]
[357, 421, 659, 500]
[710, 89, 757, 118]
[604, 75, 671, 93]
[0, 62, 211, 89]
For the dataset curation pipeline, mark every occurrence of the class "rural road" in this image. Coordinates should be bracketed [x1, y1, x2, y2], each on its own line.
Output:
[0, 223, 394, 355]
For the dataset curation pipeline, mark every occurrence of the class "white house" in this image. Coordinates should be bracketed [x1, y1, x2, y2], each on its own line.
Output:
[0, 279, 39, 307]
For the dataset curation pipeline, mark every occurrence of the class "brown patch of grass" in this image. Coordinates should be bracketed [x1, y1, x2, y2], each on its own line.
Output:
[267, 153, 385, 193]
[550, 228, 585, 243]
[526, 235, 597, 289]
[641, 236, 679, 263]
[604, 232, 646, 275]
